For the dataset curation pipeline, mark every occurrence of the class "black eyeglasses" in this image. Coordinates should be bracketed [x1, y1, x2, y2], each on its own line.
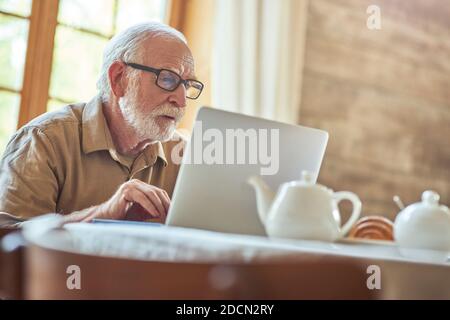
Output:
[124, 62, 204, 100]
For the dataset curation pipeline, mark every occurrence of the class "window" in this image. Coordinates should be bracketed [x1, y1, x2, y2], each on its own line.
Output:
[0, 0, 32, 152]
[0, 0, 169, 154]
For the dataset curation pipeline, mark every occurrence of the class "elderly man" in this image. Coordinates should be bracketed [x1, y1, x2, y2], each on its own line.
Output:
[0, 22, 203, 225]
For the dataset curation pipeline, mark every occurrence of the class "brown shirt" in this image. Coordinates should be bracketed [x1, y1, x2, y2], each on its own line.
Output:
[0, 96, 186, 220]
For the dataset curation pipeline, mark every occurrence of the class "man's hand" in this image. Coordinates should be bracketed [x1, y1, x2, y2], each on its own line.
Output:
[63, 180, 170, 223]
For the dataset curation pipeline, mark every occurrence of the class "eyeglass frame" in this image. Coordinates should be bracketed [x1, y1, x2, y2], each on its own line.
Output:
[123, 61, 204, 100]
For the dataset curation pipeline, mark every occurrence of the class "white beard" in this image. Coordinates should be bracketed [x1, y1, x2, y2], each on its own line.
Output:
[118, 93, 184, 143]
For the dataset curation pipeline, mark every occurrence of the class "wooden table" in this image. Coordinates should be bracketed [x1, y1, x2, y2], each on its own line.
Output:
[2, 216, 450, 299]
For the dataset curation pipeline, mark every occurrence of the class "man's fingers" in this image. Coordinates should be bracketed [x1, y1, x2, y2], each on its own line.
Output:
[125, 180, 171, 218]
[124, 187, 160, 218]
[157, 189, 171, 213]
[132, 180, 169, 216]
[146, 190, 166, 218]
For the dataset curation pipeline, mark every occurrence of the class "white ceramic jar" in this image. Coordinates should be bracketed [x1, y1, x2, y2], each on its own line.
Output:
[394, 190, 450, 261]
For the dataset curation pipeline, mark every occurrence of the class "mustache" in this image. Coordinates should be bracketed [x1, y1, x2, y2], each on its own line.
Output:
[150, 104, 185, 122]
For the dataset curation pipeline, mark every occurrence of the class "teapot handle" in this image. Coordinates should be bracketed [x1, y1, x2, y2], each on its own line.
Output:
[334, 192, 362, 238]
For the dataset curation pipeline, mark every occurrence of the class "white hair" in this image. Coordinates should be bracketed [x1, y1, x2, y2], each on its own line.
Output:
[97, 22, 187, 102]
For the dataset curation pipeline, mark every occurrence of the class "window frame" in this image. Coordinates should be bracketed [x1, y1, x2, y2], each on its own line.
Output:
[0, 5, 33, 123]
[18, 0, 59, 128]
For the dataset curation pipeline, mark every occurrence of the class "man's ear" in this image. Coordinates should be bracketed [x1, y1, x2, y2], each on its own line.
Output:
[108, 61, 127, 98]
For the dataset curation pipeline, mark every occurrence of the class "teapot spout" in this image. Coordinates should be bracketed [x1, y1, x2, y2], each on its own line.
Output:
[247, 176, 276, 226]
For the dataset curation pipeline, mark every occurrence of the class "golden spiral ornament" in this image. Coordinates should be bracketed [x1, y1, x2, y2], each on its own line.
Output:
[347, 216, 394, 241]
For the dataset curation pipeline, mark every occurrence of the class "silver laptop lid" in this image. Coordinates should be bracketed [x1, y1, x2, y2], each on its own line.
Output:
[166, 107, 328, 236]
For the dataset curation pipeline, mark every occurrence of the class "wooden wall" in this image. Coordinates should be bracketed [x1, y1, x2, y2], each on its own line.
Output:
[299, 0, 450, 219]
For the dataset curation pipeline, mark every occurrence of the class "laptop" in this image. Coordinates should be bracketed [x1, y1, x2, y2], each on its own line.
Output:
[165, 107, 329, 236]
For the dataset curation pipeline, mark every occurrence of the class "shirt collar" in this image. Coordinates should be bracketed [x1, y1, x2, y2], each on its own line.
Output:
[82, 96, 112, 154]
[81, 96, 168, 167]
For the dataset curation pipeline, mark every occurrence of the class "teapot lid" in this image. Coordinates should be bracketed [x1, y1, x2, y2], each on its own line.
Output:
[300, 171, 315, 184]
[404, 190, 449, 214]
[290, 170, 331, 192]
[421, 190, 441, 207]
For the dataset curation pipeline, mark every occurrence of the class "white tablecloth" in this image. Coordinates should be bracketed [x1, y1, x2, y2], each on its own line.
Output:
[22, 215, 450, 299]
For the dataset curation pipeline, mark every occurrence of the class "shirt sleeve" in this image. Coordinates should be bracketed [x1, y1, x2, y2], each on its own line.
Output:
[0, 127, 59, 220]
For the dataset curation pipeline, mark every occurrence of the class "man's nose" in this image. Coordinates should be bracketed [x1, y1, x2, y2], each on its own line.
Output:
[168, 84, 187, 108]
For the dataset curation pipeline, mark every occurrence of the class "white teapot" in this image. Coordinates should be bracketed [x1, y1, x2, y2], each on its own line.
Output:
[247, 171, 361, 242]
[394, 190, 450, 259]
